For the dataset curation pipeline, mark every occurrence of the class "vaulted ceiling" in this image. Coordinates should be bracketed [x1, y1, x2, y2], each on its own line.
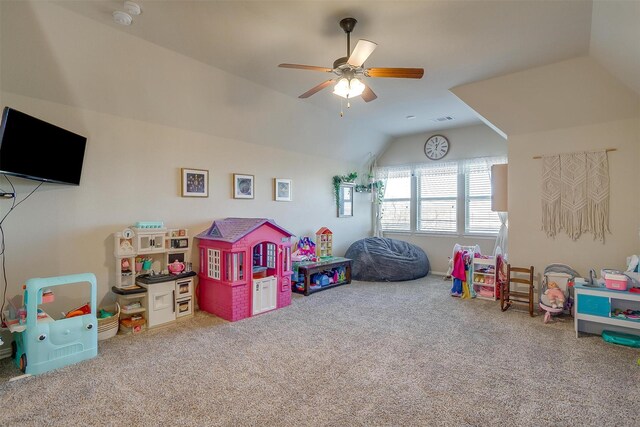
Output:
[55, 0, 601, 138]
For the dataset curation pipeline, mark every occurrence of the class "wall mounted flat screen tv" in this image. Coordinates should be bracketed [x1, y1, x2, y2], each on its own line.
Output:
[0, 107, 87, 185]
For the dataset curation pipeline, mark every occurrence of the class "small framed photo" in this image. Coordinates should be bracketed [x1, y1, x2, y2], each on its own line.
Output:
[233, 174, 254, 199]
[181, 168, 208, 197]
[274, 178, 292, 202]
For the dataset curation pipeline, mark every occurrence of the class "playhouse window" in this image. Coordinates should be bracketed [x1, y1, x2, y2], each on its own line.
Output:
[266, 243, 276, 269]
[225, 252, 244, 282]
[282, 246, 291, 272]
[208, 249, 221, 280]
[253, 244, 263, 266]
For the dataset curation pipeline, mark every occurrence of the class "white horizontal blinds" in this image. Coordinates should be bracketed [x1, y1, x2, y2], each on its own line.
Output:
[416, 162, 458, 233]
[465, 160, 502, 234]
[380, 167, 411, 232]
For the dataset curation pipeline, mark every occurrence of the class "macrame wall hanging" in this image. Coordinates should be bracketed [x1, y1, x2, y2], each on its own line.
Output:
[540, 150, 611, 242]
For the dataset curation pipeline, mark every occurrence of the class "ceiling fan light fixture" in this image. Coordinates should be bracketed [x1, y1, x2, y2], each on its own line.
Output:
[349, 78, 365, 97]
[333, 77, 365, 99]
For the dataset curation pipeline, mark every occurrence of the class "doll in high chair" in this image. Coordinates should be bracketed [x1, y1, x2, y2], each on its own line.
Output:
[544, 281, 565, 309]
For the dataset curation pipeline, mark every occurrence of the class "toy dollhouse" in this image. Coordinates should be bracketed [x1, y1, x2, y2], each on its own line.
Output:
[315, 227, 333, 258]
[196, 218, 294, 322]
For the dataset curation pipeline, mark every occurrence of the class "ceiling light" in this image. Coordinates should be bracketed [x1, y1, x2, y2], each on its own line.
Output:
[333, 77, 365, 99]
[113, 10, 132, 26]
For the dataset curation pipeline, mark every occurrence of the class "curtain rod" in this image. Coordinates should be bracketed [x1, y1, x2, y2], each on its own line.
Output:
[532, 148, 616, 159]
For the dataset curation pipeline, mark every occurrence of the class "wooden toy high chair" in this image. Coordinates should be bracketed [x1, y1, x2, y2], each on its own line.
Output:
[500, 264, 535, 316]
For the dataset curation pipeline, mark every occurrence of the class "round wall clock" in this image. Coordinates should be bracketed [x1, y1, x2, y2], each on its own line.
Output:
[424, 135, 450, 160]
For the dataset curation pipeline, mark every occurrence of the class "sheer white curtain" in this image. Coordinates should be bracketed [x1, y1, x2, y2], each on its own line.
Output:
[494, 212, 508, 257]
[463, 157, 508, 256]
[462, 157, 508, 256]
[373, 165, 411, 237]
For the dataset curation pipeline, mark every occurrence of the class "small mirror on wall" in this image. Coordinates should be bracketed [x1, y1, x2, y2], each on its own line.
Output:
[338, 183, 354, 217]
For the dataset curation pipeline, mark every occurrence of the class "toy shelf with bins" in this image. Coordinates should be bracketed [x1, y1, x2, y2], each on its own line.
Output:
[574, 284, 640, 338]
[472, 256, 497, 300]
[112, 286, 147, 335]
[292, 257, 352, 296]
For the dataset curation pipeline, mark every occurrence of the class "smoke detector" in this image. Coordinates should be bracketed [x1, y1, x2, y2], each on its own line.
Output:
[113, 10, 132, 26]
[124, 1, 142, 16]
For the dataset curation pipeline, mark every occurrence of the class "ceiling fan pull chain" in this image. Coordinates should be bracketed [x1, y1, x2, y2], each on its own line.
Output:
[340, 99, 344, 117]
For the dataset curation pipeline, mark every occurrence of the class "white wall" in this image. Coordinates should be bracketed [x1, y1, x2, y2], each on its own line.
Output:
[0, 93, 372, 311]
[590, 0, 640, 95]
[377, 124, 507, 273]
[453, 56, 640, 281]
[0, 1, 388, 163]
[0, 2, 378, 312]
[509, 118, 639, 277]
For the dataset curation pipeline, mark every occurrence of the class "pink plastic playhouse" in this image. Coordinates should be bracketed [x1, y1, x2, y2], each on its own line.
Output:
[196, 218, 294, 322]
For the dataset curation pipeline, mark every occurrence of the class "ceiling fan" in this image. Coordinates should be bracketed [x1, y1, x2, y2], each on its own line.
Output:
[279, 17, 424, 103]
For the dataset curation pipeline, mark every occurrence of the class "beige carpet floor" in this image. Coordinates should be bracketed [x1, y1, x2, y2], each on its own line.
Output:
[0, 275, 639, 426]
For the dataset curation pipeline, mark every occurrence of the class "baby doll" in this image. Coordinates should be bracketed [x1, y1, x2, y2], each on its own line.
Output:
[544, 281, 565, 309]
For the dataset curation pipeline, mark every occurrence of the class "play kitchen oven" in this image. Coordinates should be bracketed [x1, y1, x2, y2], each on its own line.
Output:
[136, 272, 195, 327]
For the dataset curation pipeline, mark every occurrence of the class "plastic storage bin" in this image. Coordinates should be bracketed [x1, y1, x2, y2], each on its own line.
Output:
[602, 330, 640, 348]
[604, 273, 628, 291]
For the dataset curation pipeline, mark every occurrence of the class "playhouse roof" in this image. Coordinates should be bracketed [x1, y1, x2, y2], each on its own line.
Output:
[315, 227, 332, 235]
[196, 218, 294, 243]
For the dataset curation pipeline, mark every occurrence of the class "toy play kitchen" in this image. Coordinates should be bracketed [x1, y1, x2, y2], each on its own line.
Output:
[574, 264, 640, 346]
[112, 223, 197, 331]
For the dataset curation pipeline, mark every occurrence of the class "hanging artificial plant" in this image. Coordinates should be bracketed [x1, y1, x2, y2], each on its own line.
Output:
[332, 172, 358, 208]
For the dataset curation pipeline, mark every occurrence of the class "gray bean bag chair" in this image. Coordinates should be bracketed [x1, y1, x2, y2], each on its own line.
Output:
[345, 237, 430, 281]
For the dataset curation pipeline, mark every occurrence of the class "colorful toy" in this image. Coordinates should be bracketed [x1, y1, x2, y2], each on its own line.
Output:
[544, 281, 565, 309]
[168, 259, 186, 274]
[292, 236, 317, 261]
[315, 227, 333, 258]
[196, 218, 294, 322]
[539, 267, 576, 323]
[8, 273, 98, 375]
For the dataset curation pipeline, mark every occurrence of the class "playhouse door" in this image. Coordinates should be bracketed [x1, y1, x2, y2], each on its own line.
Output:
[252, 276, 276, 315]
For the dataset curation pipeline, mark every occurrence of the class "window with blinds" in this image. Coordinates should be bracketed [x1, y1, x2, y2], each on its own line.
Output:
[465, 163, 501, 234]
[417, 163, 458, 233]
[380, 169, 411, 232]
[378, 158, 504, 236]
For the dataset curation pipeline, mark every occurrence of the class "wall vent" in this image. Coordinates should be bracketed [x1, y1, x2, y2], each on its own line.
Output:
[432, 116, 454, 122]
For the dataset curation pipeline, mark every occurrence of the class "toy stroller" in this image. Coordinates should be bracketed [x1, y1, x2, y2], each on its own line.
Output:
[539, 264, 579, 324]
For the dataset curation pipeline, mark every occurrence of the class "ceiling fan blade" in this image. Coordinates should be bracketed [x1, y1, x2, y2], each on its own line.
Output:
[279, 63, 332, 72]
[361, 85, 377, 103]
[299, 79, 335, 98]
[347, 40, 377, 67]
[365, 68, 425, 79]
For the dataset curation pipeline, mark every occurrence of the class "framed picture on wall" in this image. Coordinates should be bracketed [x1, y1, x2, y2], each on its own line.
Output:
[233, 173, 254, 199]
[181, 168, 209, 197]
[274, 178, 292, 202]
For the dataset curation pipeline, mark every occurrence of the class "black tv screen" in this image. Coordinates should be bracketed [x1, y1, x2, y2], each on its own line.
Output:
[0, 107, 87, 185]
